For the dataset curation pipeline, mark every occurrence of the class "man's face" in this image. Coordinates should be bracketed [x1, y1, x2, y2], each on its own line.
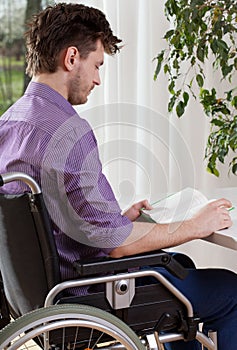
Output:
[68, 40, 104, 105]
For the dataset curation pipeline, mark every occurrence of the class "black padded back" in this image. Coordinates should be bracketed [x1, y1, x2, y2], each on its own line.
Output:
[0, 193, 61, 317]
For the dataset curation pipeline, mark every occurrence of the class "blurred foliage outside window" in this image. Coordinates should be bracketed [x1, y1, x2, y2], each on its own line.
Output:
[0, 0, 54, 116]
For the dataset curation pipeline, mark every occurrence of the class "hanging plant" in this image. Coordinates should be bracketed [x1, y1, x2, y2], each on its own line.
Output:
[154, 0, 237, 176]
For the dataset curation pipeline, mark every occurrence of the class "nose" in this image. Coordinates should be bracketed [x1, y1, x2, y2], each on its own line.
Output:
[93, 70, 101, 86]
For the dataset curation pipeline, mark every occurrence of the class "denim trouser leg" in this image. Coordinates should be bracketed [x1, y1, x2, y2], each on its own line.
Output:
[164, 339, 200, 350]
[140, 267, 237, 350]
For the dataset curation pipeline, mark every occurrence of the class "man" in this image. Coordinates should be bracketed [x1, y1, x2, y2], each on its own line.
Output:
[0, 3, 237, 349]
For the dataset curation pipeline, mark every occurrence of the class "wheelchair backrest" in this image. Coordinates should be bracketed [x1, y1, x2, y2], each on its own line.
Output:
[0, 174, 61, 318]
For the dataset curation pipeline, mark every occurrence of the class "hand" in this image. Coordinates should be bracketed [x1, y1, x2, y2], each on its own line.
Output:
[123, 200, 153, 221]
[191, 198, 233, 238]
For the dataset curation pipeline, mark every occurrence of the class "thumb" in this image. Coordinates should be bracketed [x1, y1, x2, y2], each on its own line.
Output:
[140, 199, 153, 211]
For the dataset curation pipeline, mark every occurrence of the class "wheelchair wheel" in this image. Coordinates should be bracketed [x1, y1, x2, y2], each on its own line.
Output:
[0, 304, 145, 350]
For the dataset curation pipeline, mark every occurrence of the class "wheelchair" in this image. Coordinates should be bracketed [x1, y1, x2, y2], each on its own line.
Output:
[0, 171, 218, 349]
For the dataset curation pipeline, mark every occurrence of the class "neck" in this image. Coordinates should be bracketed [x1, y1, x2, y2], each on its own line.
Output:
[32, 72, 68, 100]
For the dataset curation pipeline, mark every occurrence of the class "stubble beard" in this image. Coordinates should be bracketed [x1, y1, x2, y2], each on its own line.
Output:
[68, 73, 89, 106]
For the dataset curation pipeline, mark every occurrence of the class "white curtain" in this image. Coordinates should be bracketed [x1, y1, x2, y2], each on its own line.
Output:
[61, 0, 237, 269]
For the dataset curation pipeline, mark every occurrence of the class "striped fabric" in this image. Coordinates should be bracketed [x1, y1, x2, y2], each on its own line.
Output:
[0, 82, 132, 295]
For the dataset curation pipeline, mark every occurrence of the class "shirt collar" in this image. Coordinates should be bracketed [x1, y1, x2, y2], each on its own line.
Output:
[25, 81, 75, 115]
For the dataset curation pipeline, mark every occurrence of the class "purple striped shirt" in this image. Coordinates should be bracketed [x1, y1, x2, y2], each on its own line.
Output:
[0, 82, 133, 295]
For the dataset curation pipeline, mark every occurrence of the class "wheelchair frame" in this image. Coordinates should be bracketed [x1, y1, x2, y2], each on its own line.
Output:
[0, 172, 218, 349]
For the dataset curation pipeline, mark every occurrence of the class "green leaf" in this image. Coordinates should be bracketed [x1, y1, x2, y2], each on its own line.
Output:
[153, 51, 164, 80]
[164, 64, 169, 74]
[207, 154, 220, 176]
[165, 0, 179, 16]
[232, 163, 237, 175]
[206, 165, 220, 177]
[232, 96, 237, 108]
[229, 133, 237, 150]
[197, 43, 205, 62]
[217, 39, 229, 52]
[210, 38, 218, 54]
[164, 29, 174, 39]
[196, 74, 204, 87]
[170, 33, 182, 49]
[211, 118, 224, 127]
[168, 80, 175, 94]
[168, 95, 176, 112]
[234, 58, 237, 70]
[191, 56, 196, 66]
[173, 58, 180, 69]
[222, 64, 233, 78]
[176, 101, 185, 117]
[227, 90, 233, 101]
[213, 168, 220, 177]
[183, 91, 189, 105]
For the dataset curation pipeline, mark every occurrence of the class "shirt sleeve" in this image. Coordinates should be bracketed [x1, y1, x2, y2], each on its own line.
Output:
[41, 116, 133, 251]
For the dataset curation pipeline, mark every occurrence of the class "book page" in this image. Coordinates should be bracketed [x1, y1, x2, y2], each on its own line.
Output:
[142, 187, 208, 223]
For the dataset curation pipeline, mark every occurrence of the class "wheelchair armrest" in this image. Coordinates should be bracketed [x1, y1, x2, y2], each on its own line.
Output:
[73, 250, 188, 280]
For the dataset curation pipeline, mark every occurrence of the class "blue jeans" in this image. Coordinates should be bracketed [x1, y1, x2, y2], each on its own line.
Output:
[139, 266, 237, 350]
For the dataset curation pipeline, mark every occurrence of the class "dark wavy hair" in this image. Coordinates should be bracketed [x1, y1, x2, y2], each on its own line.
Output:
[25, 3, 122, 77]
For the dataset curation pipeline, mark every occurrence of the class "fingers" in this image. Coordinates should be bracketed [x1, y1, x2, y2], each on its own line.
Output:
[217, 203, 233, 229]
[131, 200, 152, 211]
[211, 198, 232, 209]
[194, 198, 233, 235]
[223, 207, 232, 224]
[123, 199, 153, 221]
[211, 198, 233, 228]
[138, 199, 153, 211]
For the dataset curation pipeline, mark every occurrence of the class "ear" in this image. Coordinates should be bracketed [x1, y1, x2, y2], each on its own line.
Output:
[64, 46, 79, 71]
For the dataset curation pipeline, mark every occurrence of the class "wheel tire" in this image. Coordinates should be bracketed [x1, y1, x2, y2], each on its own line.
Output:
[0, 304, 146, 350]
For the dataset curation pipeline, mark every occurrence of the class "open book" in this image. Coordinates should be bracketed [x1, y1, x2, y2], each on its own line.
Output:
[141, 187, 210, 224]
[140, 187, 237, 251]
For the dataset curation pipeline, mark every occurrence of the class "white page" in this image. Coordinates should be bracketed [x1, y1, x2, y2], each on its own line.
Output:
[142, 187, 208, 223]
